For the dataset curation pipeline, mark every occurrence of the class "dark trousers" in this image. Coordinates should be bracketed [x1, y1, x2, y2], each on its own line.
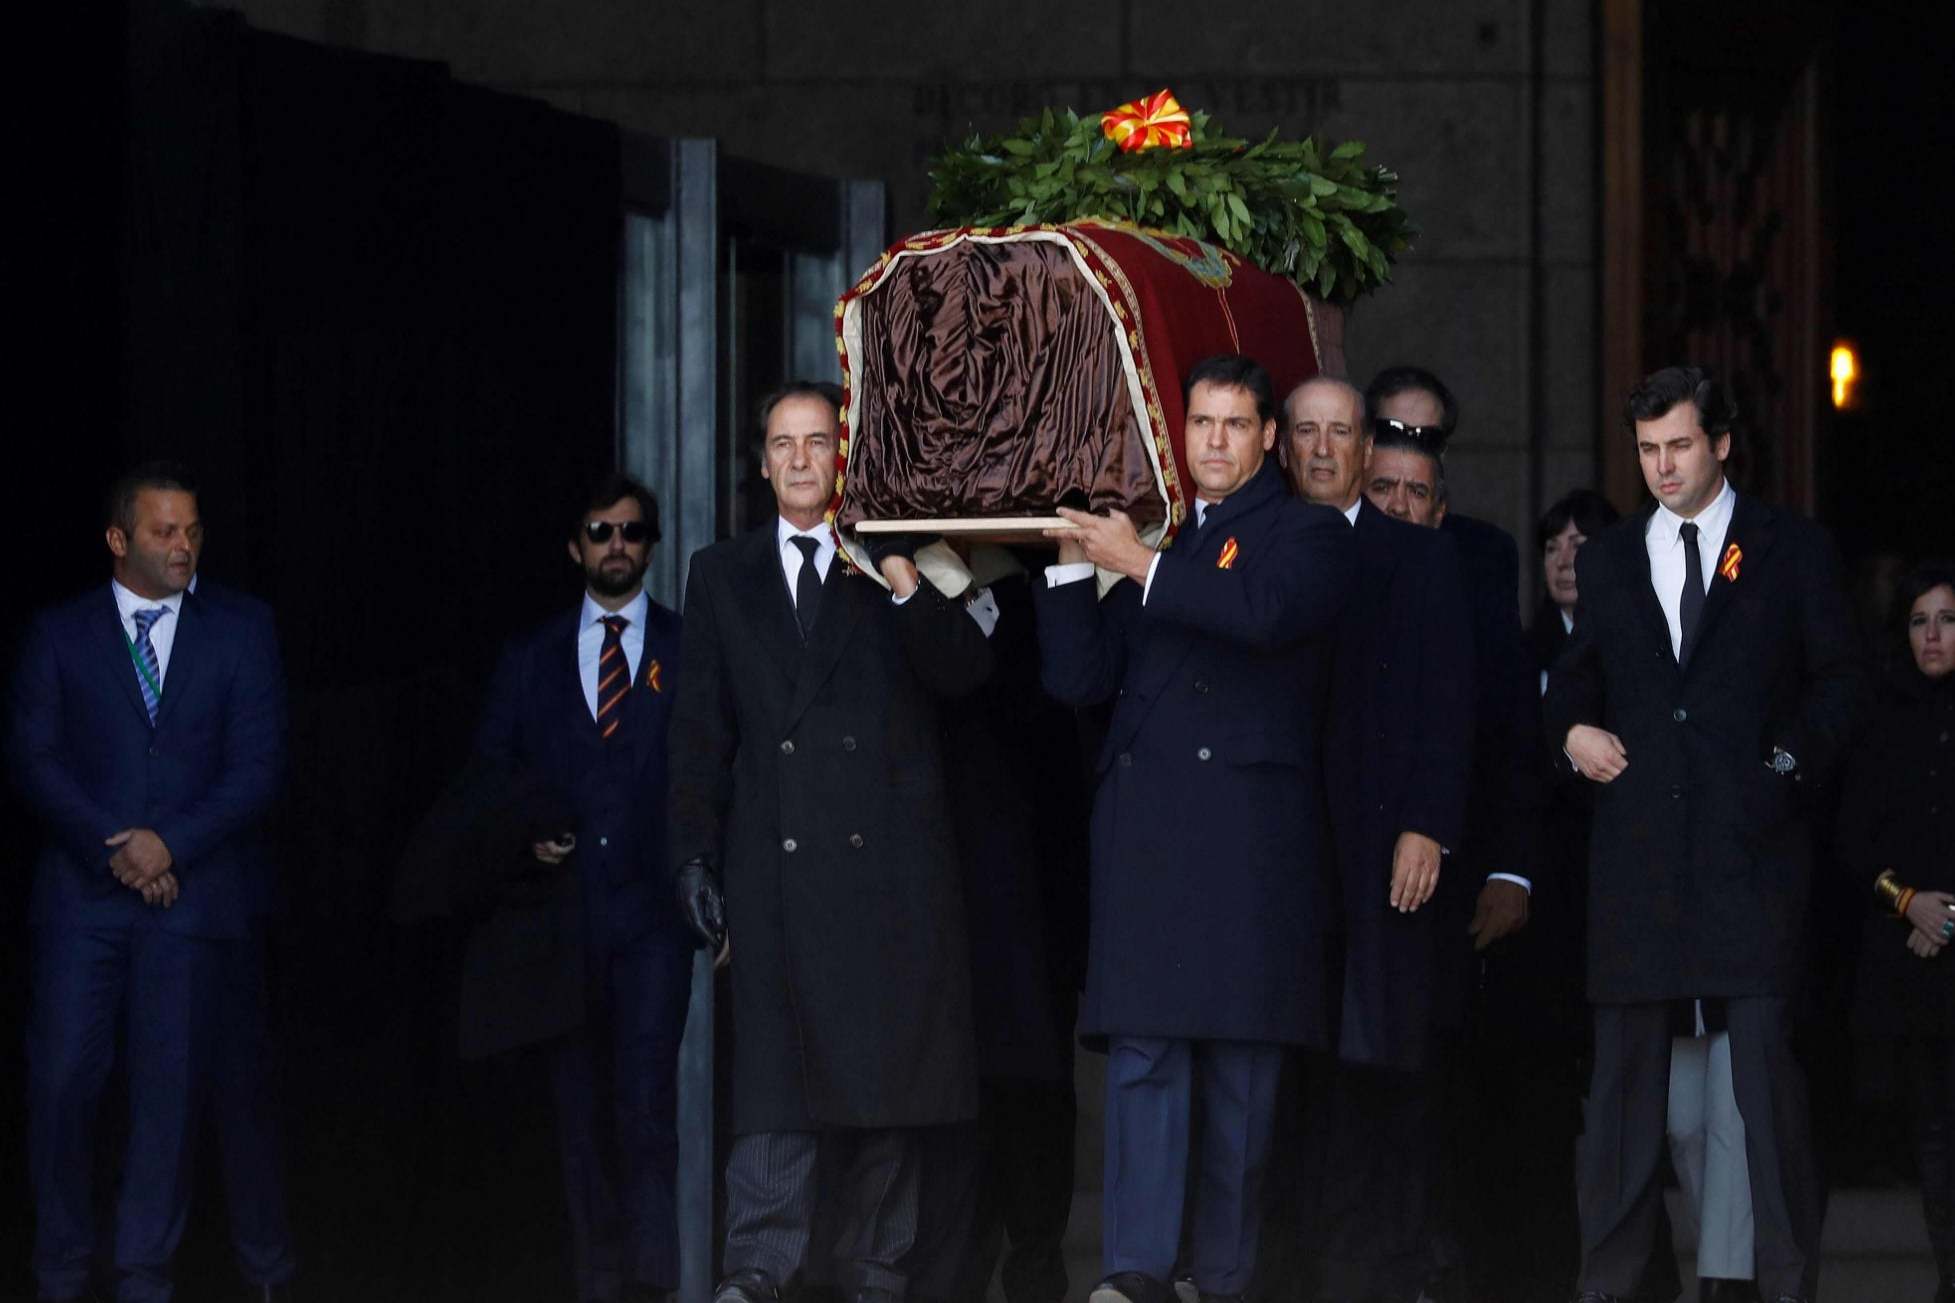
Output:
[211, 932, 297, 1287]
[724, 1128, 922, 1296]
[906, 1078, 1076, 1303]
[1905, 1036, 1955, 1283]
[1315, 1060, 1433, 1301]
[550, 936, 694, 1301]
[27, 920, 221, 1303]
[1103, 1037, 1282, 1296]
[1577, 998, 1822, 1301]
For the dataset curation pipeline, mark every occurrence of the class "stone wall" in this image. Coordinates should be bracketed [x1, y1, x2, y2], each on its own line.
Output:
[211, 0, 1602, 584]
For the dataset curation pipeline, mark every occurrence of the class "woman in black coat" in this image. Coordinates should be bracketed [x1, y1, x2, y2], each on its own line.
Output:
[1841, 561, 1955, 1303]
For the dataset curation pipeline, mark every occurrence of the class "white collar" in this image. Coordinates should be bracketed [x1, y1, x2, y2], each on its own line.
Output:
[580, 588, 650, 630]
[1341, 497, 1362, 526]
[1649, 478, 1736, 547]
[111, 579, 185, 621]
[777, 516, 832, 549]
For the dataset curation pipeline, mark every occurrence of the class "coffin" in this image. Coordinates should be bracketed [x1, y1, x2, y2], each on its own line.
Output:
[831, 220, 1344, 559]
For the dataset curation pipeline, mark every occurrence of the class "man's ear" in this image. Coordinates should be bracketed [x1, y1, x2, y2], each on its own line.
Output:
[1433, 496, 1449, 526]
[1260, 418, 1277, 452]
[566, 538, 582, 568]
[106, 526, 129, 560]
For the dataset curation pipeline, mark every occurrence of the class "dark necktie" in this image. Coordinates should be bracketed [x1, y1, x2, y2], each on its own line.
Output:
[1678, 520, 1705, 661]
[595, 614, 630, 739]
[791, 536, 822, 641]
[1180, 505, 1206, 552]
[131, 607, 166, 724]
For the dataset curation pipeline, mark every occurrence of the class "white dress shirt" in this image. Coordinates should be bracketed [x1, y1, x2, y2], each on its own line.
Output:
[777, 516, 836, 598]
[1340, 497, 1362, 526]
[577, 590, 649, 720]
[111, 580, 185, 687]
[1645, 479, 1736, 660]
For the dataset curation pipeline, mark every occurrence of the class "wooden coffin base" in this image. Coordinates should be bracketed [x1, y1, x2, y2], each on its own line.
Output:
[852, 516, 1072, 546]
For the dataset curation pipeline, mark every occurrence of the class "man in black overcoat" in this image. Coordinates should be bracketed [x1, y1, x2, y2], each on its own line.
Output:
[1278, 376, 1474, 1303]
[474, 474, 693, 1303]
[1032, 355, 1353, 1303]
[1546, 366, 1866, 1303]
[666, 382, 993, 1303]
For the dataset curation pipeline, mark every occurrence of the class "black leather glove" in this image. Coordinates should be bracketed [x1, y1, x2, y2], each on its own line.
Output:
[674, 857, 726, 952]
[861, 532, 936, 569]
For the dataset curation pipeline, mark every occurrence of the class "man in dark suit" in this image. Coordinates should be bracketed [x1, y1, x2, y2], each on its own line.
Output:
[1032, 354, 1353, 1303]
[1278, 376, 1473, 1303]
[474, 473, 692, 1303]
[11, 463, 286, 1303]
[1546, 366, 1865, 1303]
[666, 381, 993, 1303]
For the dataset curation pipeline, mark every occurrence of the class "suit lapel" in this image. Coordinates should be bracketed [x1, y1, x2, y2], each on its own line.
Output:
[561, 610, 600, 752]
[151, 592, 203, 729]
[784, 560, 865, 732]
[1624, 505, 1678, 666]
[733, 524, 803, 689]
[97, 588, 153, 727]
[1684, 492, 1773, 671]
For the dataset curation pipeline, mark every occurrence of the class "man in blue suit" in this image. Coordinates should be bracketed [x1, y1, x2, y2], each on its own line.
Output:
[1034, 354, 1353, 1303]
[11, 463, 286, 1303]
[475, 473, 692, 1303]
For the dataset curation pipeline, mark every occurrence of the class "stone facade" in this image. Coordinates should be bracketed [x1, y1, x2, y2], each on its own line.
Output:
[211, 0, 1602, 593]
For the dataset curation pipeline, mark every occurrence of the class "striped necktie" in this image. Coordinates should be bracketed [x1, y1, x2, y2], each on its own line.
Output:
[595, 614, 630, 739]
[131, 607, 167, 724]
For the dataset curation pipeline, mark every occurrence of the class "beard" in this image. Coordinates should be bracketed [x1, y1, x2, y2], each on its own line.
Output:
[585, 554, 646, 598]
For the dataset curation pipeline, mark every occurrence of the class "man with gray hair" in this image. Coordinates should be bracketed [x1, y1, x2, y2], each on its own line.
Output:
[1277, 375, 1473, 1302]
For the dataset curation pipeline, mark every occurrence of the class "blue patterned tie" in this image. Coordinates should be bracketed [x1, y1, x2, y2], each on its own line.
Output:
[132, 607, 166, 724]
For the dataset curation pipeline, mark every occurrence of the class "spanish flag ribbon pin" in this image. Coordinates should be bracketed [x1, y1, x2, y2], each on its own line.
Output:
[1101, 89, 1193, 154]
[645, 658, 664, 693]
[1216, 537, 1239, 570]
[1718, 543, 1742, 583]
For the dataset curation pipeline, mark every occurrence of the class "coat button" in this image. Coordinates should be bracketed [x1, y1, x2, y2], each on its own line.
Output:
[782, 838, 798, 853]
[842, 736, 856, 751]
[849, 833, 864, 848]
[1118, 752, 1133, 767]
[148, 746, 159, 757]
[599, 836, 609, 847]
[1673, 708, 1688, 722]
[1671, 785, 1683, 799]
[1194, 679, 1210, 694]
[780, 739, 795, 755]
[1197, 746, 1212, 761]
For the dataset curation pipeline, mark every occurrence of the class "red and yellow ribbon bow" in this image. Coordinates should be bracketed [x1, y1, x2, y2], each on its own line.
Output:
[1101, 89, 1193, 154]
[1216, 537, 1240, 570]
[1718, 543, 1742, 583]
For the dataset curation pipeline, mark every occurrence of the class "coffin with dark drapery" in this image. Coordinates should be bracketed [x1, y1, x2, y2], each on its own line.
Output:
[830, 220, 1344, 555]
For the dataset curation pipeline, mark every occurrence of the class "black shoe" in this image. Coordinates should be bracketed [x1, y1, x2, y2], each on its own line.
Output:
[1091, 1273, 1177, 1303]
[1700, 1281, 1760, 1303]
[715, 1270, 783, 1303]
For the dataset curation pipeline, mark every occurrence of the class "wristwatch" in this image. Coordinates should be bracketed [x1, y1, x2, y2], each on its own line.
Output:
[1766, 746, 1798, 777]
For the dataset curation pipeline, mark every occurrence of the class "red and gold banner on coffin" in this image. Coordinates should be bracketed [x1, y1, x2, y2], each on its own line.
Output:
[829, 220, 1343, 555]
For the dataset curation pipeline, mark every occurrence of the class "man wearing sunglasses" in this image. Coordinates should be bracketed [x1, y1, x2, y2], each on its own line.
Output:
[1361, 366, 1546, 1300]
[475, 474, 693, 1303]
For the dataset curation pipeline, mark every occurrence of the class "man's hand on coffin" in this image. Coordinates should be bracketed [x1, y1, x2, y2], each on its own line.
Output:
[1048, 508, 1152, 583]
[864, 532, 936, 599]
[676, 857, 730, 965]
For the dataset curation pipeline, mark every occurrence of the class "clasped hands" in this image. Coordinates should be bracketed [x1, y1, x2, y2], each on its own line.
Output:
[106, 827, 177, 908]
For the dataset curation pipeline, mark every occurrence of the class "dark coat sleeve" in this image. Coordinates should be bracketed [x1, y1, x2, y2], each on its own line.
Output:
[7, 612, 123, 869]
[892, 575, 995, 699]
[1398, 532, 1475, 852]
[150, 605, 287, 873]
[1032, 573, 1137, 708]
[1542, 547, 1606, 776]
[1142, 503, 1354, 650]
[666, 551, 739, 873]
[1478, 530, 1547, 882]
